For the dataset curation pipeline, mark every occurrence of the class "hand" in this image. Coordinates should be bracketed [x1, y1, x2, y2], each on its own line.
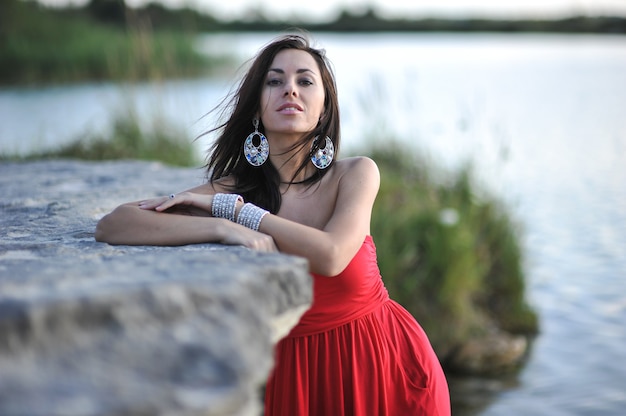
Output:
[139, 192, 213, 214]
[222, 225, 278, 252]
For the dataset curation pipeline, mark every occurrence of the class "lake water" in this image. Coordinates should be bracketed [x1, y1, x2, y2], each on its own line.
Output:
[2, 32, 626, 415]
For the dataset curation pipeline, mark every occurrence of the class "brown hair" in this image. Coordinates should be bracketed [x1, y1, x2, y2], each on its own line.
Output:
[202, 32, 340, 214]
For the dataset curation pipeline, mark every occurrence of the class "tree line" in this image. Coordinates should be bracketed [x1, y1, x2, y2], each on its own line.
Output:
[9, 0, 626, 34]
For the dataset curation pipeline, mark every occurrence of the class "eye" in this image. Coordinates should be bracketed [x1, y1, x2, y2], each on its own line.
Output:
[266, 78, 282, 86]
[299, 78, 314, 86]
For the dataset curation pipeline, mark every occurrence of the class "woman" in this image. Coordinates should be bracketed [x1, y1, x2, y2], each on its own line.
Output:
[96, 33, 450, 415]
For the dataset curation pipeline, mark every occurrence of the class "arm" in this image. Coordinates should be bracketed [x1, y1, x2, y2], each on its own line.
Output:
[260, 157, 380, 276]
[95, 184, 277, 251]
[96, 157, 380, 274]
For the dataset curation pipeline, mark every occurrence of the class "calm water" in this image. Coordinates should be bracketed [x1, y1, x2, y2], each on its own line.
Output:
[2, 33, 626, 415]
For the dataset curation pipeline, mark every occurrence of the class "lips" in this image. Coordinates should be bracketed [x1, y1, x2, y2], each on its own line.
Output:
[277, 103, 303, 112]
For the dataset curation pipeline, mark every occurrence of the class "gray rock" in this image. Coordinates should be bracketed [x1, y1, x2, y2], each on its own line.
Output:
[0, 160, 312, 416]
[446, 329, 528, 376]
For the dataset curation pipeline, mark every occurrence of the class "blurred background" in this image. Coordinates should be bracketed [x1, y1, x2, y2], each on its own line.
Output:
[1, 1, 626, 415]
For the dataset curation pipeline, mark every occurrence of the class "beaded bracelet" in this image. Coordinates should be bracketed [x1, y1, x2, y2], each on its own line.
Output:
[211, 193, 243, 222]
[236, 203, 269, 231]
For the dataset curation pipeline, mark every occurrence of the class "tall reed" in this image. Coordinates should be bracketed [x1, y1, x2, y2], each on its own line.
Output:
[1, 0, 221, 85]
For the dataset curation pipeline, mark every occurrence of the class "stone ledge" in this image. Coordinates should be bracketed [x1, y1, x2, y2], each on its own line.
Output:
[0, 160, 312, 416]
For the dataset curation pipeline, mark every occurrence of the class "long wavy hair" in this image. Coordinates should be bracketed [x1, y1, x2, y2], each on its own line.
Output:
[202, 33, 341, 214]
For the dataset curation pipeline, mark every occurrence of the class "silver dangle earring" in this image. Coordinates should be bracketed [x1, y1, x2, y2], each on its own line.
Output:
[311, 136, 334, 170]
[243, 118, 269, 166]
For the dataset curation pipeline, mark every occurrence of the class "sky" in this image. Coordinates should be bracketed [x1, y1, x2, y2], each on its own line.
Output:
[39, 0, 626, 22]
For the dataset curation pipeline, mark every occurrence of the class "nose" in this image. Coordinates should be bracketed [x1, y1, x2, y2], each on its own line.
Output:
[283, 80, 297, 97]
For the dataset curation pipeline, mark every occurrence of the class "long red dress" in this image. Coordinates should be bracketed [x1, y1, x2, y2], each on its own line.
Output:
[264, 235, 451, 415]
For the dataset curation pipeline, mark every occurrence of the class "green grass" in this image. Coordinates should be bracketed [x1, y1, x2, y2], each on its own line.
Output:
[0, 0, 227, 85]
[1, 110, 198, 167]
[366, 141, 538, 358]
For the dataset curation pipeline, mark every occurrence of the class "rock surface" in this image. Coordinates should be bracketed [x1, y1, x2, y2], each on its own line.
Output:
[445, 329, 529, 376]
[0, 160, 312, 416]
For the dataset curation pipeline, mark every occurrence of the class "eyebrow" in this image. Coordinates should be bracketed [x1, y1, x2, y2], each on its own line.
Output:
[268, 68, 316, 75]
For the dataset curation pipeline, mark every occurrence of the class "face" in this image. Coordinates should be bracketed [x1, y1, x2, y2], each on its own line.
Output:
[259, 49, 326, 141]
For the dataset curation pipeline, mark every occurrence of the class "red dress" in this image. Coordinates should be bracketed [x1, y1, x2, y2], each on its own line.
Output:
[264, 235, 451, 415]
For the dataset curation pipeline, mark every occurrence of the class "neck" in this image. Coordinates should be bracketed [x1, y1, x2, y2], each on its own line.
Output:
[274, 154, 314, 184]
[268, 135, 313, 183]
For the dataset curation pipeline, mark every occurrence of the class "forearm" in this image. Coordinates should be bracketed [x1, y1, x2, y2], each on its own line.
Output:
[95, 203, 228, 246]
[258, 214, 365, 277]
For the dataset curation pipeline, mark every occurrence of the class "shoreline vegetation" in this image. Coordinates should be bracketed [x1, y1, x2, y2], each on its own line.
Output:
[4, 0, 542, 385]
[1, 0, 224, 85]
[5, 110, 201, 167]
[2, 0, 625, 86]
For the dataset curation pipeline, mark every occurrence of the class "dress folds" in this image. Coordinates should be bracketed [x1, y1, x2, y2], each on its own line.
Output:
[264, 235, 450, 415]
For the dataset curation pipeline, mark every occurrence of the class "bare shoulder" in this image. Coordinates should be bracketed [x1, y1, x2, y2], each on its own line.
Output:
[333, 156, 380, 183]
[328, 157, 380, 203]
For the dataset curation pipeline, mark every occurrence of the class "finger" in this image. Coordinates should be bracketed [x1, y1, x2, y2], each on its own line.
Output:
[244, 239, 263, 251]
[252, 237, 278, 252]
[156, 192, 190, 211]
[154, 199, 177, 212]
[138, 197, 168, 210]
